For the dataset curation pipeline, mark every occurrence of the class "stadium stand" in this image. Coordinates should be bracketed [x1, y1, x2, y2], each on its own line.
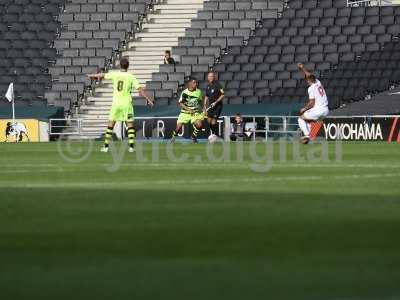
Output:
[46, 0, 153, 110]
[71, 0, 208, 137]
[322, 39, 400, 109]
[3, 0, 400, 138]
[0, 0, 64, 106]
[145, 0, 284, 100]
[330, 85, 400, 115]
[146, 0, 400, 110]
[241, 1, 400, 109]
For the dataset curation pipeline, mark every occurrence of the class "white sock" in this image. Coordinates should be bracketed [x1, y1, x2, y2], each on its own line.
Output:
[307, 122, 312, 134]
[298, 117, 310, 137]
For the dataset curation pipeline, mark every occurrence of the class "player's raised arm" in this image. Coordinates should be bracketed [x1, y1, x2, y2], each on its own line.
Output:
[297, 63, 316, 113]
[297, 63, 312, 79]
[87, 73, 105, 81]
[137, 87, 154, 107]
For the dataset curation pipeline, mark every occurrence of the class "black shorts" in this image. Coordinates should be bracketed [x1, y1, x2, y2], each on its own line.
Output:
[207, 105, 223, 119]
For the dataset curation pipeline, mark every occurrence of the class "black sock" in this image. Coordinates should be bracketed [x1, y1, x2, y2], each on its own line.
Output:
[211, 123, 219, 136]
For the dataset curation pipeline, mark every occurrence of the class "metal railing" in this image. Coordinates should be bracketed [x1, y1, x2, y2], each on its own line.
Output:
[347, 0, 382, 7]
[48, 115, 400, 141]
[224, 115, 300, 141]
[49, 119, 82, 136]
[48, 116, 301, 140]
[265, 116, 299, 140]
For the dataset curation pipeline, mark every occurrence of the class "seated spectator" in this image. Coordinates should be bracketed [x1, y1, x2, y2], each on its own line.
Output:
[164, 50, 176, 65]
[230, 113, 246, 141]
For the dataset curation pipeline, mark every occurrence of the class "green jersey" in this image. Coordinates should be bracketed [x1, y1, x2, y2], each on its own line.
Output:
[104, 71, 141, 107]
[179, 88, 204, 114]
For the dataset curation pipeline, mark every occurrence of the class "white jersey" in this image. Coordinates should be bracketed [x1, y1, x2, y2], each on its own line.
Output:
[308, 79, 328, 109]
[14, 123, 27, 133]
[8, 123, 27, 136]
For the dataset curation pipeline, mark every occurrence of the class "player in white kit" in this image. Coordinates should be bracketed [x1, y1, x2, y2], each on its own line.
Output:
[5, 122, 30, 142]
[297, 63, 329, 144]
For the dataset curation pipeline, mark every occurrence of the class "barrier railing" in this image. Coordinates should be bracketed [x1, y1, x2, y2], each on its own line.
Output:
[49, 115, 400, 142]
[347, 0, 382, 7]
[265, 116, 299, 140]
[48, 116, 300, 140]
[49, 118, 82, 136]
[230, 115, 300, 141]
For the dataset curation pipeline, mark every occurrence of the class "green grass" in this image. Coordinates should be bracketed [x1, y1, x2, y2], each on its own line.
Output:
[0, 141, 399, 300]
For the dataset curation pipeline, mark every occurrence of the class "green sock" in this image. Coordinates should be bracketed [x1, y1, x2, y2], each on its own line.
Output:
[192, 125, 199, 139]
[172, 130, 179, 138]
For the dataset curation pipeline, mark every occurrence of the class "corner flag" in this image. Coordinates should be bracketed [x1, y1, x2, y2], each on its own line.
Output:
[5, 82, 14, 102]
[5, 83, 15, 123]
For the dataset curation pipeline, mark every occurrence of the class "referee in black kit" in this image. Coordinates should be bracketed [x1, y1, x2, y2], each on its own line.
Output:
[205, 71, 225, 137]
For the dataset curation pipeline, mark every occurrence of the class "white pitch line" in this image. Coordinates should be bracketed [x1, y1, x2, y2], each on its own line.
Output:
[0, 164, 400, 176]
[0, 169, 64, 174]
[0, 162, 400, 170]
[0, 173, 399, 190]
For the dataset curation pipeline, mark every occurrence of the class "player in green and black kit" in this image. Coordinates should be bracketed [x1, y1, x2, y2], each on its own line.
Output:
[88, 57, 154, 152]
[171, 77, 206, 143]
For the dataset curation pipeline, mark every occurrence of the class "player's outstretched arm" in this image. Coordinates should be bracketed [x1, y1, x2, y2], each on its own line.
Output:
[204, 96, 209, 113]
[87, 73, 105, 81]
[138, 87, 154, 107]
[212, 92, 225, 107]
[180, 102, 193, 112]
[298, 63, 312, 79]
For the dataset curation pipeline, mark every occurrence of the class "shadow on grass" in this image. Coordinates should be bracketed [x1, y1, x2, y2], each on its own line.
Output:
[0, 188, 399, 300]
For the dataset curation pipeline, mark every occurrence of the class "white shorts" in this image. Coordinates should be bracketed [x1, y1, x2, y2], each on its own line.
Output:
[303, 106, 329, 121]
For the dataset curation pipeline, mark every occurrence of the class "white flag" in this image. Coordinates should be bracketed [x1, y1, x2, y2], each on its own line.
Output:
[5, 83, 14, 103]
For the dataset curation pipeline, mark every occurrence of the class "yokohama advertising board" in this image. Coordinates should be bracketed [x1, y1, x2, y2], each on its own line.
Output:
[311, 116, 400, 142]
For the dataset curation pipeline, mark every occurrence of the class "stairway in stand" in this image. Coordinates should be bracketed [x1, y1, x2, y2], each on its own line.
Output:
[71, 0, 205, 139]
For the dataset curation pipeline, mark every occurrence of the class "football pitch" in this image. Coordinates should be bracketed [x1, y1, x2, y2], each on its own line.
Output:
[0, 141, 399, 300]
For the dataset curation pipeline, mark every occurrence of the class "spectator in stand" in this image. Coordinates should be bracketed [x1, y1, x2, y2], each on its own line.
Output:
[164, 50, 176, 65]
[230, 113, 246, 141]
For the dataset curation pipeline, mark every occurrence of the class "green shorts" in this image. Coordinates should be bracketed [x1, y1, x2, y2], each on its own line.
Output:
[109, 104, 134, 122]
[177, 112, 205, 124]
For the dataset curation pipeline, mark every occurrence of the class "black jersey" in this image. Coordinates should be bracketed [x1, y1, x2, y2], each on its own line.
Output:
[206, 81, 224, 106]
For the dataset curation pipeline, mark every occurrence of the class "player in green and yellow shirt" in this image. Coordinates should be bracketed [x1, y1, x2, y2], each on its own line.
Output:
[88, 57, 154, 153]
[171, 77, 206, 143]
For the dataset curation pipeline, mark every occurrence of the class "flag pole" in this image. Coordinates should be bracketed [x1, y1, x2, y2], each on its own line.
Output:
[5, 82, 15, 124]
[12, 96, 15, 125]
